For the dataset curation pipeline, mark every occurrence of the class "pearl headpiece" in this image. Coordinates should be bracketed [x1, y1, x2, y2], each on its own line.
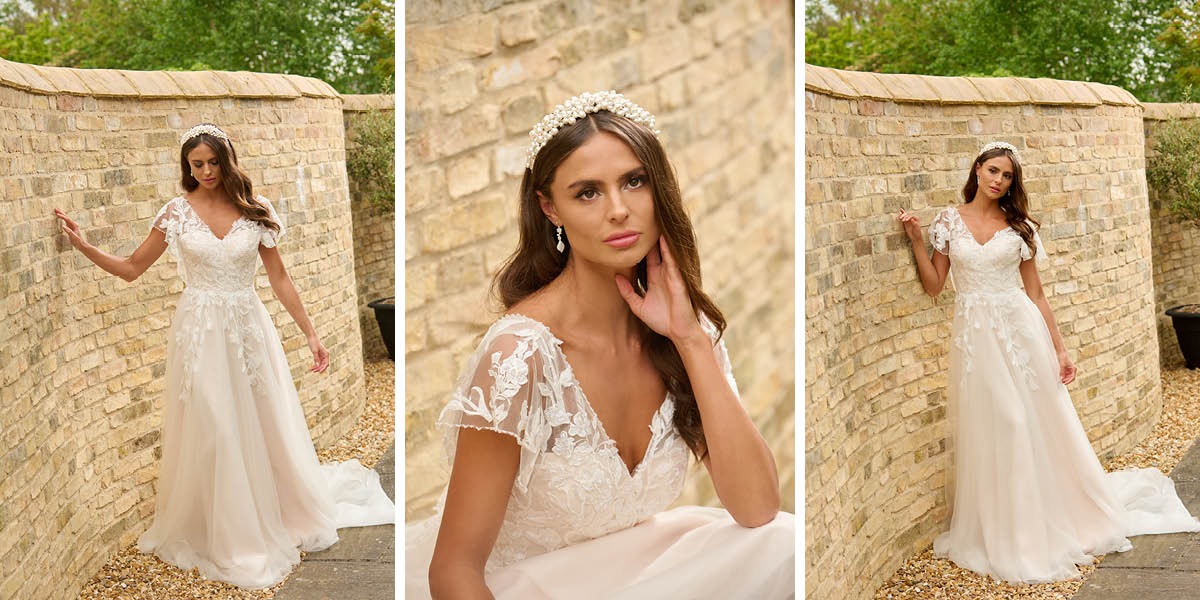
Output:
[526, 90, 659, 169]
[180, 124, 230, 146]
[980, 141, 1021, 163]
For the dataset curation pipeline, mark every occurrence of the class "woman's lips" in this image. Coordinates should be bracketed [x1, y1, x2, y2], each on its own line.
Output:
[604, 232, 639, 248]
[202, 178, 217, 184]
[989, 186, 1001, 194]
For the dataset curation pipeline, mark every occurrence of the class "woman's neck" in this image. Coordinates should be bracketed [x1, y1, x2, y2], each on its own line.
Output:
[547, 257, 641, 344]
[967, 192, 1001, 215]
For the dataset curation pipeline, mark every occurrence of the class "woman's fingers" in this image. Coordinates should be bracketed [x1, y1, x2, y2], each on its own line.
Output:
[614, 274, 643, 313]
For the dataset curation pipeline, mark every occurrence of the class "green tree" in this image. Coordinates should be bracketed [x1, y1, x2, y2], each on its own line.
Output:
[806, 0, 1183, 101]
[0, 0, 394, 94]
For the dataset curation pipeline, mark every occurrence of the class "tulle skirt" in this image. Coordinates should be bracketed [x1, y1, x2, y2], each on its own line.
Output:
[406, 506, 795, 599]
[137, 289, 394, 589]
[934, 292, 1200, 583]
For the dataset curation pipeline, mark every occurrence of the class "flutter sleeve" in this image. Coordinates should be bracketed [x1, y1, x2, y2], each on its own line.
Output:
[701, 315, 741, 401]
[436, 325, 552, 493]
[151, 197, 182, 247]
[1019, 220, 1047, 265]
[256, 196, 285, 248]
[929, 208, 954, 255]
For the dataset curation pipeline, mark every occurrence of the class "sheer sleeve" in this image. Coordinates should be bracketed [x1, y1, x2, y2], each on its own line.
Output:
[151, 197, 182, 247]
[700, 316, 741, 400]
[437, 328, 552, 493]
[256, 196, 285, 248]
[929, 208, 954, 255]
[1019, 220, 1047, 265]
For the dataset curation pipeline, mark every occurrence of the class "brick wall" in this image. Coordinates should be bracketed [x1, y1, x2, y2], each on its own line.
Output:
[1142, 103, 1200, 368]
[0, 58, 365, 600]
[405, 0, 795, 520]
[805, 64, 1162, 600]
[344, 94, 397, 360]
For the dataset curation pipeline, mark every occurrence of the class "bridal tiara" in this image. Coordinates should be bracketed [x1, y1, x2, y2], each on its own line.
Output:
[181, 124, 230, 146]
[980, 141, 1021, 163]
[526, 90, 660, 169]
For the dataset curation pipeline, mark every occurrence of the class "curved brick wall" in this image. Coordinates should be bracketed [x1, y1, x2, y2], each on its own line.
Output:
[1142, 103, 1200, 368]
[805, 64, 1162, 600]
[405, 0, 795, 520]
[0, 58, 366, 599]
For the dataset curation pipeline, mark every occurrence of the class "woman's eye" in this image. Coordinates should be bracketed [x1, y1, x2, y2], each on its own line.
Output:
[577, 188, 599, 200]
[627, 176, 644, 189]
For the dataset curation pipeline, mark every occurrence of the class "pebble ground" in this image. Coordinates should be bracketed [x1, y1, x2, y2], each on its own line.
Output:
[77, 358, 396, 600]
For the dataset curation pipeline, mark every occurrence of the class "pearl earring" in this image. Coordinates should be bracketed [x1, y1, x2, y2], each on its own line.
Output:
[555, 226, 565, 253]
[976, 176, 981, 186]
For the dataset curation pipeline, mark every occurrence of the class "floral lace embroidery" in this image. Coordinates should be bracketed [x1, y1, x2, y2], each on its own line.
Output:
[435, 314, 737, 572]
[151, 196, 283, 403]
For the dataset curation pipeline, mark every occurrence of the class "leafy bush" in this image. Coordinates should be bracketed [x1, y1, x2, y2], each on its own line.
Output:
[346, 109, 395, 214]
[1146, 118, 1200, 224]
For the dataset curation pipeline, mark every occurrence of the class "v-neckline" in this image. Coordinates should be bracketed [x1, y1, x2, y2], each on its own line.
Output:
[503, 313, 671, 478]
[182, 197, 244, 241]
[954, 207, 1010, 247]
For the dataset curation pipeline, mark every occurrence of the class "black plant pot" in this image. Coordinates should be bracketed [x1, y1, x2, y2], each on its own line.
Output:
[1166, 304, 1200, 369]
[367, 297, 395, 360]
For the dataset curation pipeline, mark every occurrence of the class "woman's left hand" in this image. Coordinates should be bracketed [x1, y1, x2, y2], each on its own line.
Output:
[1057, 350, 1076, 385]
[307, 335, 330, 373]
[615, 236, 705, 345]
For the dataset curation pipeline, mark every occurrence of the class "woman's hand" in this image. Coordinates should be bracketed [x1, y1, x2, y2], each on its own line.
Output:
[1057, 350, 1077, 385]
[615, 236, 705, 345]
[898, 208, 923, 242]
[307, 335, 330, 373]
[54, 208, 88, 251]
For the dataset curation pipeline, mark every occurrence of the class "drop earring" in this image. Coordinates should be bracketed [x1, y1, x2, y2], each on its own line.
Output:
[555, 226, 565, 253]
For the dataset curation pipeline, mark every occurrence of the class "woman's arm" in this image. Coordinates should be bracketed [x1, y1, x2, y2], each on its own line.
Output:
[675, 333, 781, 527]
[54, 209, 167, 282]
[617, 237, 780, 527]
[428, 429, 520, 600]
[259, 245, 329, 372]
[898, 209, 951, 296]
[1019, 258, 1077, 384]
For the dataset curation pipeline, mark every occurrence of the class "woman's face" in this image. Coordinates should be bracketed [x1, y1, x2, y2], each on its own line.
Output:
[974, 155, 1014, 200]
[540, 131, 661, 270]
[187, 142, 222, 189]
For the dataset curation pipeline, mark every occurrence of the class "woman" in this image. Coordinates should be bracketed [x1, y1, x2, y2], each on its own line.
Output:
[53, 123, 394, 589]
[898, 141, 1200, 584]
[405, 91, 795, 599]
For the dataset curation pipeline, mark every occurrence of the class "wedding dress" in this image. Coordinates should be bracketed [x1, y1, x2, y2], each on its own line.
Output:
[404, 314, 795, 599]
[136, 196, 395, 589]
[929, 206, 1200, 584]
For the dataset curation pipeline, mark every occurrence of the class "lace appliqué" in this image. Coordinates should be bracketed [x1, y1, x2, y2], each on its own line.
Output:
[173, 289, 270, 404]
[433, 313, 742, 572]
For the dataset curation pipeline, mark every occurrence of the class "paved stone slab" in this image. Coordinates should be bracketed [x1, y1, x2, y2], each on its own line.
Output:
[1075, 567, 1200, 599]
[273, 441, 396, 599]
[1100, 533, 1192, 569]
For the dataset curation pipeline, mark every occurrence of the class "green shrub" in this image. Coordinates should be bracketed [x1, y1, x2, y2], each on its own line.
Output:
[1147, 118, 1200, 224]
[346, 109, 395, 213]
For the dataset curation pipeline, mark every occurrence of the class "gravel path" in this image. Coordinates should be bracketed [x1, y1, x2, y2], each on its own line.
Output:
[874, 367, 1200, 600]
[78, 359, 396, 600]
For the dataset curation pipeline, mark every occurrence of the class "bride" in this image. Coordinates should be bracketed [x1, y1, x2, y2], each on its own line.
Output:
[53, 123, 394, 589]
[898, 141, 1200, 584]
[405, 91, 795, 599]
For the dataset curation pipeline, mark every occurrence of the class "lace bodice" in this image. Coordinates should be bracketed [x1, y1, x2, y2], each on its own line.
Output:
[151, 196, 284, 292]
[436, 314, 739, 571]
[150, 196, 285, 404]
[929, 206, 1045, 297]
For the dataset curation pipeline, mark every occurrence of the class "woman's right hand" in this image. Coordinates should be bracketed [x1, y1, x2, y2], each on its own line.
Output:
[53, 208, 87, 251]
[898, 208, 923, 242]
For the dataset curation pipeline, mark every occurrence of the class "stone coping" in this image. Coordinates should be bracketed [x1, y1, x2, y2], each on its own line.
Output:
[343, 94, 395, 112]
[0, 56, 340, 99]
[805, 63, 1140, 107]
[1143, 102, 1200, 121]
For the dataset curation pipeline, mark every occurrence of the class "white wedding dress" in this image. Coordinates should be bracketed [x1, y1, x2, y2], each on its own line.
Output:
[405, 314, 795, 599]
[929, 206, 1200, 584]
[136, 196, 395, 589]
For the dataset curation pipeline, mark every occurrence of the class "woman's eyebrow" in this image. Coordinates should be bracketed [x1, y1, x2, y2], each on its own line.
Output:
[566, 168, 646, 190]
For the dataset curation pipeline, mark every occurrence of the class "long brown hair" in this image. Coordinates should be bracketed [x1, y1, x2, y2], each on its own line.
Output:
[179, 124, 279, 234]
[493, 110, 724, 460]
[962, 146, 1040, 255]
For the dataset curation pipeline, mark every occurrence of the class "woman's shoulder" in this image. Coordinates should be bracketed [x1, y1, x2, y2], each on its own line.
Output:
[481, 313, 561, 348]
